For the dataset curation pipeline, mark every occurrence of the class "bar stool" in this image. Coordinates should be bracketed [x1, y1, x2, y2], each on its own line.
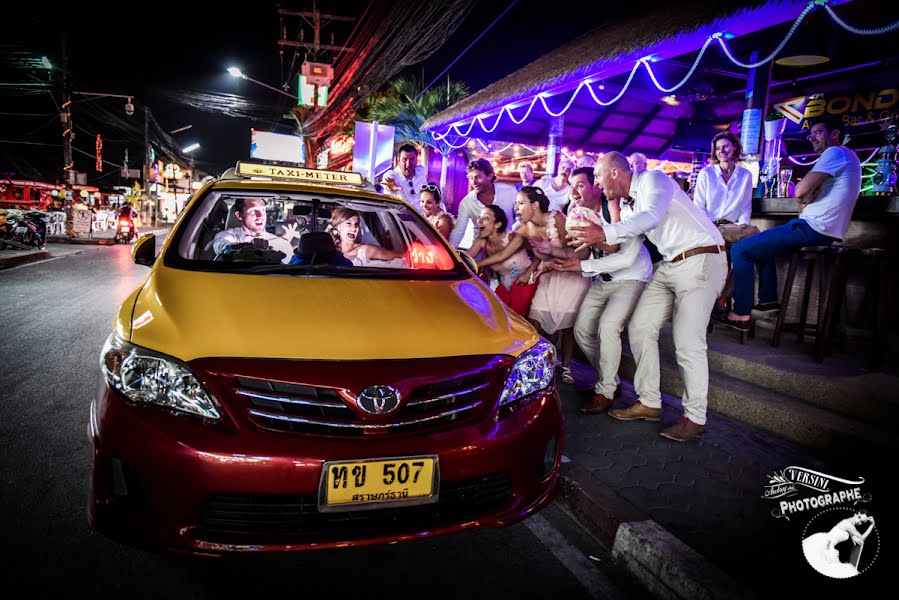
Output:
[771, 245, 859, 360]
[858, 248, 890, 371]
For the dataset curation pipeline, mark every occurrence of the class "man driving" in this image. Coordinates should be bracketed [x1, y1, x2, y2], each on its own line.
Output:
[212, 197, 296, 263]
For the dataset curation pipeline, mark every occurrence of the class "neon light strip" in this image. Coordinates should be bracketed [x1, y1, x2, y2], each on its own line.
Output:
[435, 2, 898, 146]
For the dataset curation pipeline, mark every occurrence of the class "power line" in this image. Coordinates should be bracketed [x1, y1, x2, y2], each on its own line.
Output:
[414, 0, 518, 102]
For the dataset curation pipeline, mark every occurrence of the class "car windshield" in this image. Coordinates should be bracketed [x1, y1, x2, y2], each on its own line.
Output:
[166, 189, 462, 279]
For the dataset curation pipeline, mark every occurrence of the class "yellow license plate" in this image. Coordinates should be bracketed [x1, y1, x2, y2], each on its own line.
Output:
[318, 455, 439, 512]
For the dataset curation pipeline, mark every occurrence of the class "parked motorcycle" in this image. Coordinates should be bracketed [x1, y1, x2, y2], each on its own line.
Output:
[114, 215, 136, 244]
[1, 210, 47, 249]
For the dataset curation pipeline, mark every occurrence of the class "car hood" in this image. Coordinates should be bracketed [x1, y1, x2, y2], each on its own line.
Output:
[125, 265, 538, 361]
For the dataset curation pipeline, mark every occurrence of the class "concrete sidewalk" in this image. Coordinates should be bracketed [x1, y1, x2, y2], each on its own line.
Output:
[0, 226, 170, 270]
[46, 224, 171, 245]
[556, 351, 894, 598]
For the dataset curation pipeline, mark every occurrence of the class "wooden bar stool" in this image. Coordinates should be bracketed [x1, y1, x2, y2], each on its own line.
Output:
[813, 246, 858, 362]
[771, 246, 823, 348]
[858, 248, 890, 371]
[771, 245, 858, 355]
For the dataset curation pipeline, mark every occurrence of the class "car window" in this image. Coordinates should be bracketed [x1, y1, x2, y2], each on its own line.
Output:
[168, 190, 461, 279]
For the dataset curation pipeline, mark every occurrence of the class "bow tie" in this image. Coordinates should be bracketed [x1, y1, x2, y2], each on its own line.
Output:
[622, 196, 635, 207]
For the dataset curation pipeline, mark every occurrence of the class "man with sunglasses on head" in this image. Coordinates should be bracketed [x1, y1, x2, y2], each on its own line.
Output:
[382, 143, 430, 214]
[449, 158, 517, 249]
[713, 117, 861, 333]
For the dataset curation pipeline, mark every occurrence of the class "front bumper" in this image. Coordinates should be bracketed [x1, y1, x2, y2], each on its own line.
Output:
[88, 376, 563, 554]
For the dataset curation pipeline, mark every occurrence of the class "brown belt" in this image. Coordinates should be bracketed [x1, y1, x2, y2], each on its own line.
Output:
[670, 244, 726, 263]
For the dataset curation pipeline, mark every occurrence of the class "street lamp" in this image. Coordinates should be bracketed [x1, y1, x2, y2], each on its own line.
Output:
[227, 66, 299, 100]
[182, 143, 200, 197]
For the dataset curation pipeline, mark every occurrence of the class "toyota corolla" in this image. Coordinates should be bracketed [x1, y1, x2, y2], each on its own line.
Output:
[89, 163, 563, 554]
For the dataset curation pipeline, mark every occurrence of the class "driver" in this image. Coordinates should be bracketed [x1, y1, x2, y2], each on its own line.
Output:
[212, 197, 296, 263]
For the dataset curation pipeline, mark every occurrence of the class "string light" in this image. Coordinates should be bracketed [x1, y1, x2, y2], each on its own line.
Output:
[433, 2, 899, 145]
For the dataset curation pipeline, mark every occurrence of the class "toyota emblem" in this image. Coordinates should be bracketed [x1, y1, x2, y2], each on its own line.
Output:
[357, 385, 401, 415]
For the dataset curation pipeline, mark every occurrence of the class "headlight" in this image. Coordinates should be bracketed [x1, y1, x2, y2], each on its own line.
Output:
[100, 333, 221, 420]
[498, 339, 555, 417]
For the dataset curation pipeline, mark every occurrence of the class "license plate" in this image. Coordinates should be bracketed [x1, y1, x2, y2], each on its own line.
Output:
[318, 455, 439, 512]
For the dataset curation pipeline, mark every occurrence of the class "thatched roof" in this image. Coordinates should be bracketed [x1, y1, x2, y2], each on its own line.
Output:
[422, 0, 799, 132]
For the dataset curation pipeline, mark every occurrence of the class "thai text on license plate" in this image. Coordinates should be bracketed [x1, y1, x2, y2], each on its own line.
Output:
[318, 455, 438, 512]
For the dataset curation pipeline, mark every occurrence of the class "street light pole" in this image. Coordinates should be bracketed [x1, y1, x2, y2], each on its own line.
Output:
[227, 67, 299, 100]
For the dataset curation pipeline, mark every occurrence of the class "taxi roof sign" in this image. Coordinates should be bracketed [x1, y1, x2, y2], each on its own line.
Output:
[235, 162, 364, 186]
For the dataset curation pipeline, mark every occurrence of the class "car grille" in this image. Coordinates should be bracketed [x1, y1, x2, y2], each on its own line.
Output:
[234, 371, 497, 437]
[198, 473, 513, 538]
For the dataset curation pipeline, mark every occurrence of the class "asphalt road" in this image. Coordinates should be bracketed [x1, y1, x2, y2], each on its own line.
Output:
[0, 242, 635, 599]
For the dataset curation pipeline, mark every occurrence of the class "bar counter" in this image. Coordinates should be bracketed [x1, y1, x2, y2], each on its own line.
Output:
[748, 196, 897, 339]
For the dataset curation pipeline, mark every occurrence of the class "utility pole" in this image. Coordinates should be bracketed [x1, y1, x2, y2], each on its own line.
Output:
[144, 107, 151, 225]
[60, 36, 74, 234]
[277, 2, 355, 57]
[278, 1, 353, 168]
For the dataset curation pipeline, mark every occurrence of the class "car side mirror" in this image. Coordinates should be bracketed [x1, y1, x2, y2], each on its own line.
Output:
[132, 233, 156, 266]
[458, 250, 478, 274]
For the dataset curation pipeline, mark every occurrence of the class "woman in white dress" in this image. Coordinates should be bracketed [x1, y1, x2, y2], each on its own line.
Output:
[328, 207, 408, 267]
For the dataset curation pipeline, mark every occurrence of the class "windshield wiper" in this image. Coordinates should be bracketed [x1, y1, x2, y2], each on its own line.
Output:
[235, 263, 362, 275]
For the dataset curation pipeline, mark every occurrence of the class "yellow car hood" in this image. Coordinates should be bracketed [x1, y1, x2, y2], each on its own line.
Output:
[126, 265, 538, 361]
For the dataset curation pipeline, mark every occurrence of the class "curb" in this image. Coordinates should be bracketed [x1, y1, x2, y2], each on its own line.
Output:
[0, 250, 52, 270]
[46, 237, 116, 245]
[559, 463, 750, 599]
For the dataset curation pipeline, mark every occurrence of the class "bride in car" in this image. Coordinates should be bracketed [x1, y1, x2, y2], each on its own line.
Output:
[328, 207, 408, 267]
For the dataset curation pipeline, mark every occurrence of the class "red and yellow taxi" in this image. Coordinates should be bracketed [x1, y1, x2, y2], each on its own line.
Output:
[89, 163, 562, 554]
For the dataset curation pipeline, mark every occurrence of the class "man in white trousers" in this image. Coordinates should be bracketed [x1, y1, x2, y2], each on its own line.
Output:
[552, 167, 652, 414]
[569, 152, 726, 442]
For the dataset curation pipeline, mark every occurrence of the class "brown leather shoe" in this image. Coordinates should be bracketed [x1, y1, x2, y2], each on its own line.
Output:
[659, 417, 706, 442]
[608, 402, 662, 422]
[579, 393, 614, 414]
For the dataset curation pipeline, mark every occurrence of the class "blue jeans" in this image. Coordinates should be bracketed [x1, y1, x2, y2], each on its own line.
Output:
[730, 219, 835, 316]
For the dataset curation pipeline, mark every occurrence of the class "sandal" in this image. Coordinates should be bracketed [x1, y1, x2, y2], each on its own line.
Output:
[559, 365, 574, 385]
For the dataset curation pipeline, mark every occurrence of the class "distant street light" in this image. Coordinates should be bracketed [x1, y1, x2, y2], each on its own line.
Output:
[169, 124, 193, 135]
[182, 143, 200, 154]
[226, 66, 298, 100]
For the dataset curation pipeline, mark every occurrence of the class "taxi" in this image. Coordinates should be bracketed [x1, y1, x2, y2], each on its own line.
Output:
[89, 162, 563, 554]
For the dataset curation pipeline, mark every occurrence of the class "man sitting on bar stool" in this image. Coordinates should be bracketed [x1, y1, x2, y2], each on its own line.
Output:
[713, 117, 862, 332]
[569, 152, 726, 442]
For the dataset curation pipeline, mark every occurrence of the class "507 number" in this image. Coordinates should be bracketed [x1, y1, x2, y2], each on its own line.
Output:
[383, 461, 424, 485]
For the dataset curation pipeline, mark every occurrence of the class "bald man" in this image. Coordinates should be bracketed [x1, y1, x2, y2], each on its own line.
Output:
[628, 152, 648, 174]
[568, 152, 726, 442]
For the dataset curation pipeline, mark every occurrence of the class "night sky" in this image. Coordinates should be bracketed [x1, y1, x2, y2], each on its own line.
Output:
[3, 0, 630, 183]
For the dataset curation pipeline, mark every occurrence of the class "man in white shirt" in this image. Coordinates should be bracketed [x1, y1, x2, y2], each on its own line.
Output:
[516, 161, 541, 191]
[552, 167, 652, 414]
[382, 144, 429, 213]
[449, 158, 517, 249]
[569, 152, 726, 442]
[715, 117, 861, 330]
[212, 197, 295, 263]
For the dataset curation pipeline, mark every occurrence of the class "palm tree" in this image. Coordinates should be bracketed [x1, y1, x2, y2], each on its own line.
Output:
[358, 76, 470, 156]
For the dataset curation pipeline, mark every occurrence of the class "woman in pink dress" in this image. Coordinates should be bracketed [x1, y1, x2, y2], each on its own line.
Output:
[477, 186, 590, 383]
[467, 205, 538, 317]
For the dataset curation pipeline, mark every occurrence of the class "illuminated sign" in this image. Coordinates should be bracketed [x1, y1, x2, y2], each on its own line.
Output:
[299, 75, 329, 108]
[251, 129, 304, 163]
[236, 162, 364, 185]
[409, 242, 454, 270]
[773, 88, 899, 130]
